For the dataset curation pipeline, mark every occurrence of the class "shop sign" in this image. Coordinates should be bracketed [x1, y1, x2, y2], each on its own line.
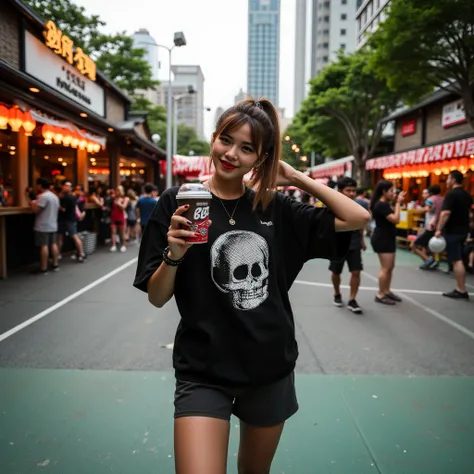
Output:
[401, 119, 416, 136]
[366, 137, 474, 170]
[43, 21, 96, 81]
[442, 99, 466, 128]
[311, 164, 345, 179]
[24, 31, 105, 117]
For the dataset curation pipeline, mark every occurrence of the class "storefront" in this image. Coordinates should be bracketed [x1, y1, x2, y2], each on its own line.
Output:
[366, 89, 474, 201]
[308, 156, 354, 181]
[0, 0, 164, 277]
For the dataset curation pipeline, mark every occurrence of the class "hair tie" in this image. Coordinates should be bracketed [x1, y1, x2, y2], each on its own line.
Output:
[254, 101, 263, 110]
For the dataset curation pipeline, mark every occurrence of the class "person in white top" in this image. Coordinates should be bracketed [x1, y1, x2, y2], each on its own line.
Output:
[26, 178, 60, 274]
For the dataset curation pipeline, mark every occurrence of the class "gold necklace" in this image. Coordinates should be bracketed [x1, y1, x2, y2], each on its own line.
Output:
[209, 179, 244, 226]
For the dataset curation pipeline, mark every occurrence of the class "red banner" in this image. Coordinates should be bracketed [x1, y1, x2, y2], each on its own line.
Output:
[311, 164, 345, 179]
[366, 137, 474, 170]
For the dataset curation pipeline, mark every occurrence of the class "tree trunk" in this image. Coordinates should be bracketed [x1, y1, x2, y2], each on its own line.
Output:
[353, 154, 370, 188]
[460, 85, 474, 130]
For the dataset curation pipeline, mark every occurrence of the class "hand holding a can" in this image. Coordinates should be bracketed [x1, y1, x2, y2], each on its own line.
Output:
[167, 204, 210, 261]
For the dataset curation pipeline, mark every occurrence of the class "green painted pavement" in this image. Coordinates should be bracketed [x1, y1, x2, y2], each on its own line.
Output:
[0, 370, 473, 473]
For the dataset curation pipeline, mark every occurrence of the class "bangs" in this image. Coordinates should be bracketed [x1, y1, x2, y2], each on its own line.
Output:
[215, 112, 266, 155]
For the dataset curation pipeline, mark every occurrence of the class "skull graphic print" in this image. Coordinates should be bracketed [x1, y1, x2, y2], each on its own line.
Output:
[211, 231, 270, 311]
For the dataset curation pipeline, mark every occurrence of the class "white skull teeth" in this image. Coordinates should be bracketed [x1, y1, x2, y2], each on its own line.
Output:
[211, 231, 270, 311]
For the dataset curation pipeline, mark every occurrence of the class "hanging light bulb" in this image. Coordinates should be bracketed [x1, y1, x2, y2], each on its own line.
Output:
[71, 133, 80, 148]
[93, 143, 101, 153]
[62, 134, 72, 147]
[22, 110, 36, 136]
[78, 138, 87, 150]
[42, 124, 54, 144]
[53, 127, 64, 144]
[8, 108, 24, 132]
[0, 105, 9, 130]
[87, 142, 95, 153]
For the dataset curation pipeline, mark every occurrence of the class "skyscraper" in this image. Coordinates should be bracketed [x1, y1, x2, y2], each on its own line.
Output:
[293, 0, 358, 113]
[247, 0, 280, 106]
[131, 29, 159, 81]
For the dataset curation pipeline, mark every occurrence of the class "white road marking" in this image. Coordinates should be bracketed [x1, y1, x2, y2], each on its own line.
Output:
[0, 257, 138, 344]
[294, 279, 474, 296]
[360, 271, 474, 342]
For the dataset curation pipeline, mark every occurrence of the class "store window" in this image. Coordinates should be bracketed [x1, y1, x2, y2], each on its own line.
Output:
[30, 145, 77, 187]
[0, 131, 15, 206]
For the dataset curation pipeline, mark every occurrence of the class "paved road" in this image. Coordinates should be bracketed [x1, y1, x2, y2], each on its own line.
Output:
[0, 243, 473, 473]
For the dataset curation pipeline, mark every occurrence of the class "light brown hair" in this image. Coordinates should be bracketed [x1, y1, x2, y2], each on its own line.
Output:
[213, 97, 281, 210]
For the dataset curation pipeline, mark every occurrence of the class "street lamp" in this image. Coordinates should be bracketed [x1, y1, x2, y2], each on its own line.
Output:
[156, 32, 187, 189]
[173, 86, 195, 157]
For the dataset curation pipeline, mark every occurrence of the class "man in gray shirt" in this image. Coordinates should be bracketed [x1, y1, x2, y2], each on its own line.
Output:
[27, 178, 60, 274]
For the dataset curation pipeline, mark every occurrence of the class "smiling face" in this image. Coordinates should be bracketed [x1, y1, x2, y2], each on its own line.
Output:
[211, 123, 260, 181]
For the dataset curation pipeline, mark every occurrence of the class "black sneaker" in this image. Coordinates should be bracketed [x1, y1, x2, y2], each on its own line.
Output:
[51, 265, 59, 272]
[333, 294, 343, 307]
[375, 295, 396, 305]
[443, 290, 469, 300]
[347, 300, 362, 313]
[385, 291, 402, 302]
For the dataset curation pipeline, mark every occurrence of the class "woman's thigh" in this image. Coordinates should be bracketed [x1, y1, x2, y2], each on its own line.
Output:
[175, 416, 230, 474]
[238, 421, 285, 474]
[378, 252, 396, 270]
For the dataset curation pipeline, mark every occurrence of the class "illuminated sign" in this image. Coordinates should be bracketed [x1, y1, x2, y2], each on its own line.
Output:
[25, 31, 105, 116]
[43, 21, 96, 81]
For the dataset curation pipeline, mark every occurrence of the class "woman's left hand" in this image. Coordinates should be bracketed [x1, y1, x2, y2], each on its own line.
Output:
[276, 160, 298, 187]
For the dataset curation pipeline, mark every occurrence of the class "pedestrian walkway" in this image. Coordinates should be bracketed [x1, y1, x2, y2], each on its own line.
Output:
[0, 245, 473, 473]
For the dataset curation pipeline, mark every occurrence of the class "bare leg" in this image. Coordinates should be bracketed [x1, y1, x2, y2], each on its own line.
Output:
[57, 234, 63, 255]
[331, 273, 341, 296]
[51, 243, 59, 266]
[174, 417, 229, 474]
[452, 260, 467, 293]
[377, 253, 395, 298]
[39, 245, 48, 271]
[468, 251, 474, 267]
[120, 226, 126, 248]
[349, 271, 361, 301]
[72, 234, 84, 256]
[238, 421, 285, 474]
[410, 243, 428, 262]
[110, 226, 117, 248]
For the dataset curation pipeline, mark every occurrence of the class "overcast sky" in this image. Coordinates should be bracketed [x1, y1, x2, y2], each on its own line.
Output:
[74, 0, 295, 138]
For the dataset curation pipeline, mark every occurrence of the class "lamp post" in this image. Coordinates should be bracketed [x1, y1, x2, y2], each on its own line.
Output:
[157, 32, 186, 189]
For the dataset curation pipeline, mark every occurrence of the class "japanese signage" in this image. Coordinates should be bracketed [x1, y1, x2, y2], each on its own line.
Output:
[442, 99, 466, 128]
[366, 137, 474, 170]
[24, 31, 105, 117]
[43, 21, 96, 81]
[401, 119, 416, 137]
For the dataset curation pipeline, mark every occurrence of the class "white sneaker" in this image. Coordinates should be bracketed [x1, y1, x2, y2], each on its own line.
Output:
[120, 246, 127, 252]
[110, 246, 117, 252]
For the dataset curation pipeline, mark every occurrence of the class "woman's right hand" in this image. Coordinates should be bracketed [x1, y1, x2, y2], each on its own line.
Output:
[167, 205, 211, 261]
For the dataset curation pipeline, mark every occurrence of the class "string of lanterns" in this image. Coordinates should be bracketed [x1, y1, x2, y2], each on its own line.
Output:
[42, 124, 102, 153]
[383, 158, 474, 180]
[0, 105, 36, 135]
[0, 104, 103, 154]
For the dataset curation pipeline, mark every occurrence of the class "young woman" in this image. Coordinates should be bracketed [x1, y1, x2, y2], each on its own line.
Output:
[370, 180, 405, 305]
[134, 98, 370, 474]
[110, 185, 129, 252]
[125, 189, 139, 243]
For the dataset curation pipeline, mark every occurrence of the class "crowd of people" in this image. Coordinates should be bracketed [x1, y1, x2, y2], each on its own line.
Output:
[321, 170, 473, 314]
[27, 179, 160, 274]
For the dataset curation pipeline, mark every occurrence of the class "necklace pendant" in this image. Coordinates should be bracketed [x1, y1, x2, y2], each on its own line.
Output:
[229, 218, 236, 226]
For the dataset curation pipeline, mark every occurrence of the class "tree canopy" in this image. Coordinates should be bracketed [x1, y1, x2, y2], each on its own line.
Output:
[25, 0, 158, 95]
[369, 0, 474, 127]
[295, 49, 399, 183]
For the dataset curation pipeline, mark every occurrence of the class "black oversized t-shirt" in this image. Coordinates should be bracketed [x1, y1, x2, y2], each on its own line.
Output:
[134, 187, 350, 387]
[442, 187, 473, 235]
[59, 193, 77, 222]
